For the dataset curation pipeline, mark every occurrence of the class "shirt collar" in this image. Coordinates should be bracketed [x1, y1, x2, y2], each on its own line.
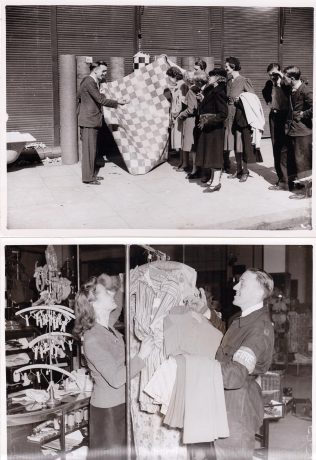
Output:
[90, 73, 99, 88]
[292, 80, 302, 93]
[241, 301, 264, 317]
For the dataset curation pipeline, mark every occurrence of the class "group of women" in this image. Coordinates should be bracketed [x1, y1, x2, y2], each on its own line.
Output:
[166, 57, 258, 192]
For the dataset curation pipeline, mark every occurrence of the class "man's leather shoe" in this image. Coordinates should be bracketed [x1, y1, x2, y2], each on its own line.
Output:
[83, 180, 101, 185]
[239, 172, 249, 182]
[94, 176, 104, 180]
[289, 192, 306, 200]
[227, 171, 240, 179]
[268, 184, 286, 191]
[201, 175, 212, 183]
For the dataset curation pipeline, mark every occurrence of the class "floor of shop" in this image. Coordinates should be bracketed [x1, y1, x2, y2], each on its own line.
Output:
[7, 139, 312, 230]
[254, 366, 312, 460]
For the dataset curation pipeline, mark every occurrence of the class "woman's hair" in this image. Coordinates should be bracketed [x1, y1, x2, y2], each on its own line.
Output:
[73, 276, 97, 338]
[166, 66, 183, 80]
[72, 273, 121, 338]
[209, 67, 227, 83]
[225, 56, 241, 71]
[193, 70, 208, 87]
[195, 59, 207, 71]
[183, 70, 195, 86]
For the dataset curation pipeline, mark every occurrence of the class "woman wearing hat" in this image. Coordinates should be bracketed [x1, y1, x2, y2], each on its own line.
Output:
[196, 68, 228, 192]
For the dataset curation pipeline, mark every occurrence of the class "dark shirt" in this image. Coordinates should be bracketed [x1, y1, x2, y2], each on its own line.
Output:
[216, 305, 274, 432]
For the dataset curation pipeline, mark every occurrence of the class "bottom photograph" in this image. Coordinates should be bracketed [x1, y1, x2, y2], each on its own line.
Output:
[4, 244, 312, 460]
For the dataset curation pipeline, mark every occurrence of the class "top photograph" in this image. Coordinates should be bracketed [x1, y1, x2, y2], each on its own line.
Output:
[5, 4, 313, 232]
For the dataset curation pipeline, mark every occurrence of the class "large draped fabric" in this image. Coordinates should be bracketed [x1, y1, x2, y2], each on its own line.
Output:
[102, 55, 176, 175]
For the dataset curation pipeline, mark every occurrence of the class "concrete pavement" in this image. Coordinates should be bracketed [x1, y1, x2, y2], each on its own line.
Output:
[7, 139, 312, 230]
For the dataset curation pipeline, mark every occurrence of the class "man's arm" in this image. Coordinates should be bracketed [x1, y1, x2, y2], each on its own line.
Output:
[86, 79, 119, 108]
[262, 80, 273, 104]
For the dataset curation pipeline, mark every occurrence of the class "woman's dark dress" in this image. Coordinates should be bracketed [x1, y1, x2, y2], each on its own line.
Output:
[196, 83, 228, 169]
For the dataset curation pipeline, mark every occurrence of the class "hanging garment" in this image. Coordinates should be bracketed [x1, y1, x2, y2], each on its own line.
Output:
[183, 356, 229, 443]
[163, 309, 228, 444]
[239, 93, 265, 148]
[129, 262, 196, 460]
[143, 356, 177, 414]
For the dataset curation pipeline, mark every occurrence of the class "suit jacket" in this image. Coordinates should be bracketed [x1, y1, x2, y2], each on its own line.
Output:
[77, 75, 119, 128]
[287, 82, 313, 137]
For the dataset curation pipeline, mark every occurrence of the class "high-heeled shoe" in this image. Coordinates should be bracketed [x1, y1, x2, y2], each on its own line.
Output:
[203, 183, 221, 193]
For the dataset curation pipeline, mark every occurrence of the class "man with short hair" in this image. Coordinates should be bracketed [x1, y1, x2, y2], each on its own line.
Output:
[282, 65, 312, 198]
[77, 61, 128, 185]
[214, 268, 275, 460]
[262, 63, 290, 190]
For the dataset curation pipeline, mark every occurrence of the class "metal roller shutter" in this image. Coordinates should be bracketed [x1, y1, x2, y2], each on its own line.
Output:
[282, 8, 313, 88]
[6, 6, 54, 147]
[141, 6, 210, 59]
[223, 7, 280, 136]
[209, 7, 224, 66]
[56, 6, 136, 76]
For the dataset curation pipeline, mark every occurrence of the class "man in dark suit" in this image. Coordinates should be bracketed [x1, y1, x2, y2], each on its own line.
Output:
[282, 65, 312, 199]
[262, 63, 290, 190]
[77, 61, 127, 185]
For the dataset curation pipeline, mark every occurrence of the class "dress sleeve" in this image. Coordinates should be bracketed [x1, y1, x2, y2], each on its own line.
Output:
[243, 78, 255, 94]
[84, 336, 144, 389]
[178, 90, 197, 119]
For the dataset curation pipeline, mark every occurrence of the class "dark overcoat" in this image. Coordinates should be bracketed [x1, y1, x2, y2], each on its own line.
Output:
[196, 83, 228, 169]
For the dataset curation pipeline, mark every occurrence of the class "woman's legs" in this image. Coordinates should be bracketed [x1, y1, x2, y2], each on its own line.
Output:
[176, 149, 183, 170]
[203, 169, 222, 193]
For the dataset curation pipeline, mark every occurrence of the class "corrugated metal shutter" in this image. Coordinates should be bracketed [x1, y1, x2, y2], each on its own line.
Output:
[223, 7, 280, 136]
[282, 7, 313, 88]
[56, 6, 136, 76]
[141, 6, 210, 58]
[209, 7, 224, 66]
[6, 6, 54, 147]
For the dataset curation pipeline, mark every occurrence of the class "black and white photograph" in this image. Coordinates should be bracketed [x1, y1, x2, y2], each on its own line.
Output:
[4, 4, 314, 231]
[2, 243, 313, 459]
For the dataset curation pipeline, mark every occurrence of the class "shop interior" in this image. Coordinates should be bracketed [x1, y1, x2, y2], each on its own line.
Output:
[4, 244, 312, 459]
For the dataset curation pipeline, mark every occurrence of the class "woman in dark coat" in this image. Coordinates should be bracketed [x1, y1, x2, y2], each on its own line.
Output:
[196, 68, 228, 192]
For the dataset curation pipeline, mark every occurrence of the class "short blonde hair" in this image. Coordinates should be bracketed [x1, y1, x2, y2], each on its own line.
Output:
[248, 268, 274, 299]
